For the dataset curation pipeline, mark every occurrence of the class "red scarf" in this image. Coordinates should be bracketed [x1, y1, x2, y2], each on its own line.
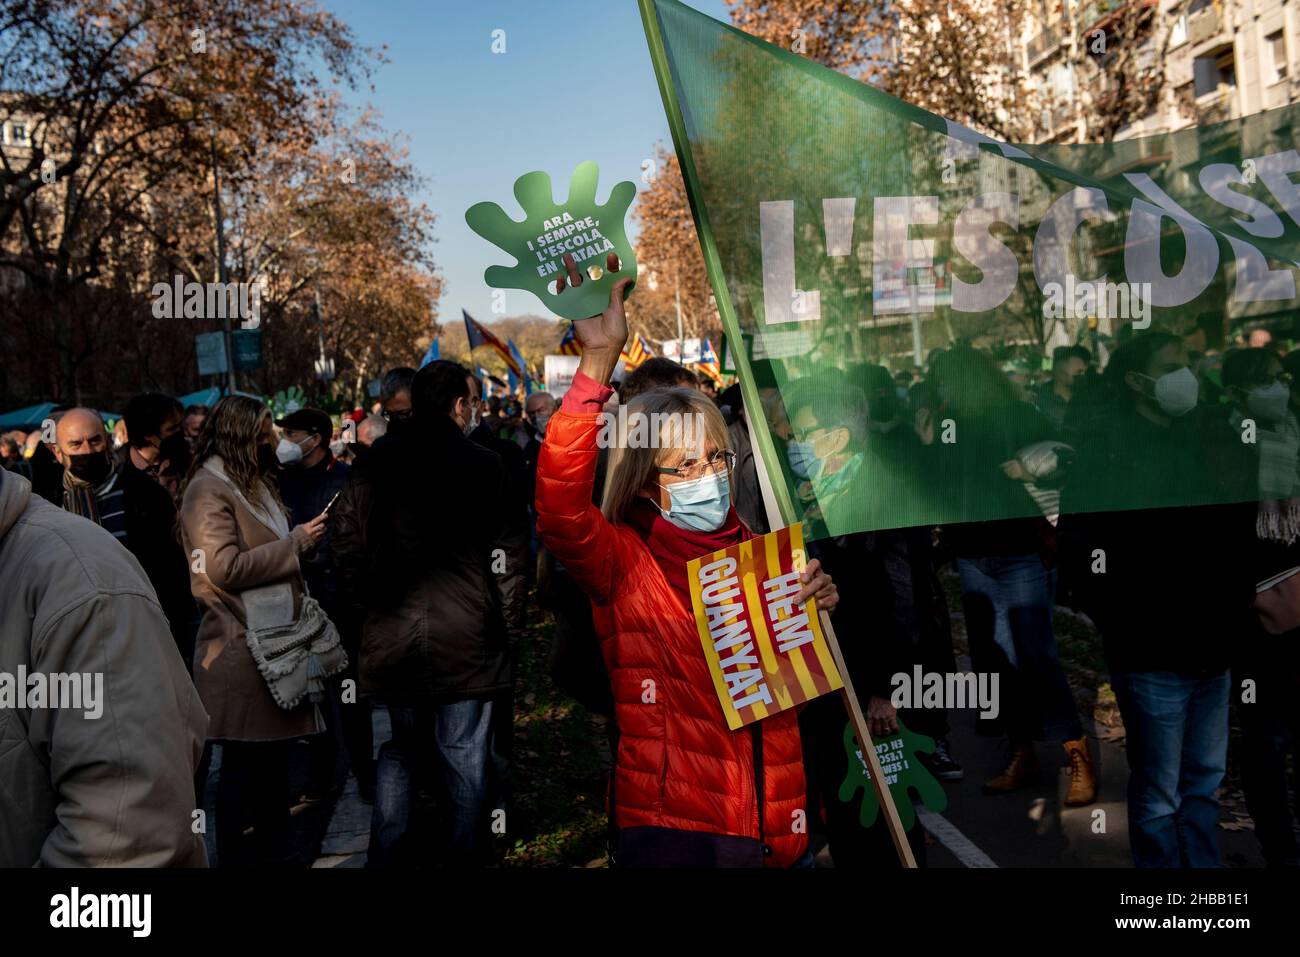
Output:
[626, 498, 751, 612]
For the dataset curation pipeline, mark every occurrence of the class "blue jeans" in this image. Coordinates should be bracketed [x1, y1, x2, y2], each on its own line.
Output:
[957, 554, 1081, 743]
[1112, 671, 1230, 868]
[369, 698, 501, 866]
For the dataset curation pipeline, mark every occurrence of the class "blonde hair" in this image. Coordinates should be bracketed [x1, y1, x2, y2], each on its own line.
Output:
[600, 387, 732, 523]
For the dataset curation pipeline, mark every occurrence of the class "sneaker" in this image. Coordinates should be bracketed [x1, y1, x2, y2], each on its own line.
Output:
[925, 737, 965, 782]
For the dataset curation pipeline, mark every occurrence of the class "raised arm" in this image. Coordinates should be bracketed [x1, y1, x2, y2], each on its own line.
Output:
[534, 253, 632, 606]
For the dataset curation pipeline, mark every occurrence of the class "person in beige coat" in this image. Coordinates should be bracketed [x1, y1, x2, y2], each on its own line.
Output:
[0, 468, 208, 867]
[179, 395, 328, 867]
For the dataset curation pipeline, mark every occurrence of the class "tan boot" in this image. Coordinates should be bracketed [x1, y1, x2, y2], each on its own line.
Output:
[1063, 735, 1098, 806]
[983, 743, 1039, 793]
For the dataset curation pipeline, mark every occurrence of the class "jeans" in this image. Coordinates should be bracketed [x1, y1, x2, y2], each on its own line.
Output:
[1112, 670, 1230, 868]
[957, 554, 1081, 743]
[369, 698, 502, 866]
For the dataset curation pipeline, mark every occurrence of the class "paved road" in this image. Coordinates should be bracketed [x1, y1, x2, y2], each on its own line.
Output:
[307, 688, 1269, 870]
[910, 671, 1267, 869]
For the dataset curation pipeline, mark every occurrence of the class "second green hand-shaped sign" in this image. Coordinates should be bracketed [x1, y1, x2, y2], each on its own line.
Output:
[465, 161, 638, 322]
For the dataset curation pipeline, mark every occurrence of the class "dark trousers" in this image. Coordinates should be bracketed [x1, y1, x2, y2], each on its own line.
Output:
[307, 671, 375, 799]
[1236, 665, 1300, 865]
[216, 739, 297, 868]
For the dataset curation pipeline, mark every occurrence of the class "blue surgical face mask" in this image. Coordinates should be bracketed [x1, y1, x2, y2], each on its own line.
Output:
[658, 470, 730, 532]
[787, 439, 824, 482]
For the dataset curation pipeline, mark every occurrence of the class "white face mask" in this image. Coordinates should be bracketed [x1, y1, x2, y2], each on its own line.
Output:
[1141, 367, 1199, 417]
[275, 436, 306, 465]
[462, 401, 480, 437]
[1247, 380, 1291, 422]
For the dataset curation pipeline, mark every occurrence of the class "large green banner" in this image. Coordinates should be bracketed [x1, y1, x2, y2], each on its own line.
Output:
[641, 0, 1300, 538]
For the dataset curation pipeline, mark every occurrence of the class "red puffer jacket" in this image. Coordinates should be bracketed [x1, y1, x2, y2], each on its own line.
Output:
[535, 401, 807, 868]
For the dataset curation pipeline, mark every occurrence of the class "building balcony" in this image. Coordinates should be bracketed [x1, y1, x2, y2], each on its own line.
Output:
[1196, 90, 1233, 125]
[1078, 0, 1125, 32]
[1028, 28, 1061, 66]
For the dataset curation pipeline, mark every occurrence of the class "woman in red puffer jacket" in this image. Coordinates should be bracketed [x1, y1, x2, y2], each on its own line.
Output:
[535, 254, 838, 868]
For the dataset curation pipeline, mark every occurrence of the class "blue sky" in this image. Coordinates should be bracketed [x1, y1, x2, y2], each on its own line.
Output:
[322, 0, 731, 332]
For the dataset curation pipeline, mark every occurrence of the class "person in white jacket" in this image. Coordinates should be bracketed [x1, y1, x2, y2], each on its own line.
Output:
[0, 468, 208, 866]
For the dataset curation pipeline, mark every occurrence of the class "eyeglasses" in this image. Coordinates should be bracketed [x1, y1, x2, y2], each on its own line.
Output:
[655, 449, 736, 481]
[383, 409, 413, 422]
[791, 425, 831, 444]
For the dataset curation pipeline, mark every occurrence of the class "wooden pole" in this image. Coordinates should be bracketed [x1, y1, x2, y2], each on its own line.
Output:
[819, 608, 917, 868]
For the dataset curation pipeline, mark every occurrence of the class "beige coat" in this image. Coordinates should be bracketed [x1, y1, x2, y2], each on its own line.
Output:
[0, 471, 207, 866]
[179, 461, 321, 742]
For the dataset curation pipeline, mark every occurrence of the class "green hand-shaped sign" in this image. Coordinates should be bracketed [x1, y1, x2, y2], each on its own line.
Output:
[465, 161, 637, 322]
[838, 718, 948, 832]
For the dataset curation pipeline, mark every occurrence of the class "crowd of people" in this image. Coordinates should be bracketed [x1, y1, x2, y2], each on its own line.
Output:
[1, 255, 1297, 869]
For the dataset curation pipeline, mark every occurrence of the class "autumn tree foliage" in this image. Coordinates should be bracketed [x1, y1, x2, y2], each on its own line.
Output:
[0, 0, 441, 408]
[727, 0, 1042, 141]
[726, 0, 1193, 144]
[627, 145, 719, 348]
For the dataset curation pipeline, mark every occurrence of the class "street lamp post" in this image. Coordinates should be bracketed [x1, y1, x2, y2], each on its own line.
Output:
[211, 135, 235, 395]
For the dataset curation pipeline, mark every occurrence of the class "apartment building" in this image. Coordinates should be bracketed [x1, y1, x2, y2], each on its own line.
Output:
[1022, 0, 1300, 142]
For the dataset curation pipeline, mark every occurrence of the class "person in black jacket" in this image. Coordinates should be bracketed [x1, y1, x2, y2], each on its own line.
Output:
[467, 375, 530, 812]
[926, 346, 1096, 805]
[1221, 348, 1300, 867]
[352, 360, 511, 866]
[1059, 331, 1256, 867]
[274, 406, 369, 803]
[783, 373, 929, 866]
[120, 393, 198, 669]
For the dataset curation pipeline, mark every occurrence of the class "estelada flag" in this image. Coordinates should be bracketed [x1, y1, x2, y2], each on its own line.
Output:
[463, 309, 522, 379]
[698, 338, 723, 387]
[620, 332, 653, 371]
[687, 523, 842, 730]
[558, 323, 582, 355]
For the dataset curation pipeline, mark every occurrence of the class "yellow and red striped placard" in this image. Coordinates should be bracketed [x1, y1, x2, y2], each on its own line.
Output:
[687, 524, 843, 730]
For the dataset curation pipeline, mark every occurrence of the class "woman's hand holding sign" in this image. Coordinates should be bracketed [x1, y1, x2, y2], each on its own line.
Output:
[560, 251, 632, 386]
[798, 557, 838, 614]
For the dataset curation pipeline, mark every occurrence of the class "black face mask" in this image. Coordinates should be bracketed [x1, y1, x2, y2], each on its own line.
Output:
[256, 442, 279, 473]
[67, 450, 112, 485]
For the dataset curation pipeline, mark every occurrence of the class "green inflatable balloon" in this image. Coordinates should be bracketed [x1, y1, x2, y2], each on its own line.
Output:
[837, 718, 948, 832]
[465, 161, 637, 322]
